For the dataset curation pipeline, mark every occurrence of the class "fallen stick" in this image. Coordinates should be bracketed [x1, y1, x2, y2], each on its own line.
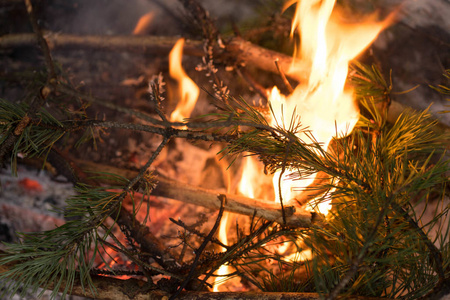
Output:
[0, 32, 204, 56]
[73, 160, 313, 228]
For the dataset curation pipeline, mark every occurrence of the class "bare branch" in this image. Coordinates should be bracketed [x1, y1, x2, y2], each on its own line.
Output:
[24, 0, 56, 81]
[0, 32, 203, 56]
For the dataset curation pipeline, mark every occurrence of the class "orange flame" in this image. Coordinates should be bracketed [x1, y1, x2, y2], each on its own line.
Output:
[269, 0, 392, 214]
[238, 156, 260, 199]
[169, 38, 200, 123]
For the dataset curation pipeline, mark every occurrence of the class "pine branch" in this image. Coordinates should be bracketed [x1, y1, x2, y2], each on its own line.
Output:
[325, 196, 390, 300]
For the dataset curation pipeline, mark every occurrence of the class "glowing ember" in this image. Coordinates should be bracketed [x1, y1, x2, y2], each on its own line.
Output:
[270, 0, 392, 213]
[169, 38, 200, 123]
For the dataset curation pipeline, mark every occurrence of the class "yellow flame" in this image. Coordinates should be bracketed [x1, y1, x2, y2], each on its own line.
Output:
[213, 212, 231, 292]
[238, 156, 259, 199]
[269, 0, 392, 213]
[169, 38, 200, 123]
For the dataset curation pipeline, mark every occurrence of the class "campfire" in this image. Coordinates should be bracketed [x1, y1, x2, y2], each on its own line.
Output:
[0, 0, 449, 299]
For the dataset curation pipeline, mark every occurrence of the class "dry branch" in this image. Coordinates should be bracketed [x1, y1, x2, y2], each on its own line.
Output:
[0, 32, 203, 56]
[73, 159, 313, 228]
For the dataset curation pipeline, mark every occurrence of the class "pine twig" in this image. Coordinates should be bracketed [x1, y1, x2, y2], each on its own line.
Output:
[111, 137, 181, 270]
[178, 0, 219, 44]
[275, 59, 294, 93]
[235, 67, 269, 102]
[326, 202, 389, 300]
[169, 218, 229, 250]
[0, 0, 56, 165]
[391, 202, 447, 283]
[48, 141, 181, 272]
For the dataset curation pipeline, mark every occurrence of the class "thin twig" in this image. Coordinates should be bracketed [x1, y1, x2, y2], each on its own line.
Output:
[86, 119, 237, 143]
[24, 0, 56, 81]
[128, 136, 169, 190]
[169, 218, 229, 249]
[99, 238, 184, 280]
[275, 59, 294, 93]
[56, 85, 292, 141]
[277, 141, 294, 225]
[169, 194, 227, 300]
[56, 85, 164, 126]
[112, 137, 181, 270]
[149, 82, 170, 124]
[235, 67, 269, 102]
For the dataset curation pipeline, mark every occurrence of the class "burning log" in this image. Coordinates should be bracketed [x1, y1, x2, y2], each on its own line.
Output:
[152, 175, 312, 228]
[0, 32, 304, 79]
[224, 37, 308, 82]
[72, 160, 313, 228]
[1, 32, 448, 139]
